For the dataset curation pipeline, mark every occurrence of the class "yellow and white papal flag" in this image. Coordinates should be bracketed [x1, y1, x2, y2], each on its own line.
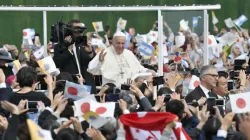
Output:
[92, 21, 104, 32]
[27, 119, 53, 140]
[212, 11, 219, 25]
[117, 17, 127, 31]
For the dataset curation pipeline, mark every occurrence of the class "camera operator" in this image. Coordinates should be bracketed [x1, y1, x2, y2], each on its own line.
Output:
[53, 19, 96, 93]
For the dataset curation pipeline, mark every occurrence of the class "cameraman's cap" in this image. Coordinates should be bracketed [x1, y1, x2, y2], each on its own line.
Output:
[131, 72, 152, 81]
[113, 31, 126, 38]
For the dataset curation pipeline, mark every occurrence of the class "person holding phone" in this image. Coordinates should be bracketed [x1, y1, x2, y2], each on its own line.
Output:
[8, 67, 51, 123]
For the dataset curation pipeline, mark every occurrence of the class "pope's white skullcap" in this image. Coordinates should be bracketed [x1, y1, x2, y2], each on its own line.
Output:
[113, 31, 126, 38]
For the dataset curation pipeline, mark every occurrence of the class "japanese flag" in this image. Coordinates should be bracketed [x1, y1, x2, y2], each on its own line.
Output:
[90, 100, 115, 118]
[208, 35, 218, 47]
[74, 95, 96, 117]
[147, 30, 158, 44]
[23, 28, 35, 39]
[64, 81, 91, 101]
[188, 75, 200, 90]
[74, 98, 115, 118]
[229, 92, 250, 113]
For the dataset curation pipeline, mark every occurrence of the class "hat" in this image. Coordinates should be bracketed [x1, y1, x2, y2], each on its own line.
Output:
[113, 31, 126, 38]
[0, 49, 13, 62]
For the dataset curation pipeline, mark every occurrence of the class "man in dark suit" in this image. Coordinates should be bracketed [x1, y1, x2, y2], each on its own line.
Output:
[185, 65, 219, 106]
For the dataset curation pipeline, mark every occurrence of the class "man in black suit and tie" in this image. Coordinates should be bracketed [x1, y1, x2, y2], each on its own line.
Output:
[185, 65, 219, 106]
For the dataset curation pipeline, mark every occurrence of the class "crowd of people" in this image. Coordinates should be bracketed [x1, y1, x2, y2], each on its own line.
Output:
[0, 17, 250, 140]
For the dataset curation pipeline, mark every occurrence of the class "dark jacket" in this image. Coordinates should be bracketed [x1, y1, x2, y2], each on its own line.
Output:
[53, 44, 81, 75]
[185, 86, 218, 105]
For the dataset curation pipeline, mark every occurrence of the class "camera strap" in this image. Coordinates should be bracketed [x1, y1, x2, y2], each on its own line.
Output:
[72, 44, 81, 74]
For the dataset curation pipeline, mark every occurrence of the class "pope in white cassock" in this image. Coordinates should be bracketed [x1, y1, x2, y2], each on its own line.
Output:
[88, 31, 155, 87]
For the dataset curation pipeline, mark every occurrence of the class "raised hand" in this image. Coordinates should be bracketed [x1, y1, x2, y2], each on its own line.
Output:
[99, 49, 107, 62]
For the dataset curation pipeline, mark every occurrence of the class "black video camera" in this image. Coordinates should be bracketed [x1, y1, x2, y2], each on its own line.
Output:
[50, 20, 86, 45]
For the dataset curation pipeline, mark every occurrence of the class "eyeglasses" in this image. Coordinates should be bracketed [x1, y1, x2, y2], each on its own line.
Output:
[204, 74, 218, 78]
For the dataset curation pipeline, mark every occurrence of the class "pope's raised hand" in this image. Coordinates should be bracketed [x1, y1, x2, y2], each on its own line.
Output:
[99, 49, 107, 62]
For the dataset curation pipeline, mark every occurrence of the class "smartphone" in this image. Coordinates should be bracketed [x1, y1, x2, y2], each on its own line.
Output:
[153, 76, 164, 86]
[207, 97, 216, 114]
[105, 94, 120, 102]
[216, 99, 225, 106]
[25, 101, 38, 109]
[234, 59, 246, 66]
[228, 80, 234, 91]
[94, 95, 119, 102]
[121, 84, 131, 91]
[164, 94, 171, 102]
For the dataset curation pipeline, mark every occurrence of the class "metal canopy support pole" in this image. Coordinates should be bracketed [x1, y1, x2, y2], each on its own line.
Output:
[43, 11, 48, 56]
[157, 10, 163, 76]
[203, 10, 209, 66]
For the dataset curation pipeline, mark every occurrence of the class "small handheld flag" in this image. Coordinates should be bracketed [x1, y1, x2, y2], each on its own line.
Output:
[234, 15, 248, 27]
[138, 42, 155, 56]
[212, 11, 219, 25]
[64, 81, 91, 100]
[230, 92, 250, 113]
[92, 21, 104, 32]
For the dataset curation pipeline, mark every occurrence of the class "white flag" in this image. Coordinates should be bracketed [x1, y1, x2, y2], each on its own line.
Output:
[188, 75, 200, 90]
[180, 19, 189, 31]
[224, 18, 235, 28]
[212, 11, 219, 25]
[217, 32, 238, 46]
[33, 46, 45, 59]
[229, 92, 250, 113]
[117, 17, 127, 30]
[37, 56, 57, 75]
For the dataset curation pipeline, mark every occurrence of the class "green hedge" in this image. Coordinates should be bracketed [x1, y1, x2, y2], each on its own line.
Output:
[0, 0, 248, 48]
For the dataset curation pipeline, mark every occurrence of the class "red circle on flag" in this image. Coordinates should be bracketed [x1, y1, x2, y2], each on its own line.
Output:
[81, 102, 90, 113]
[96, 107, 107, 114]
[23, 32, 27, 36]
[208, 38, 212, 45]
[67, 87, 78, 95]
[236, 98, 246, 109]
[193, 81, 200, 87]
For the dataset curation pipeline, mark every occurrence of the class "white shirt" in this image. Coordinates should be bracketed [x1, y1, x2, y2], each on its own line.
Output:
[199, 84, 210, 98]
